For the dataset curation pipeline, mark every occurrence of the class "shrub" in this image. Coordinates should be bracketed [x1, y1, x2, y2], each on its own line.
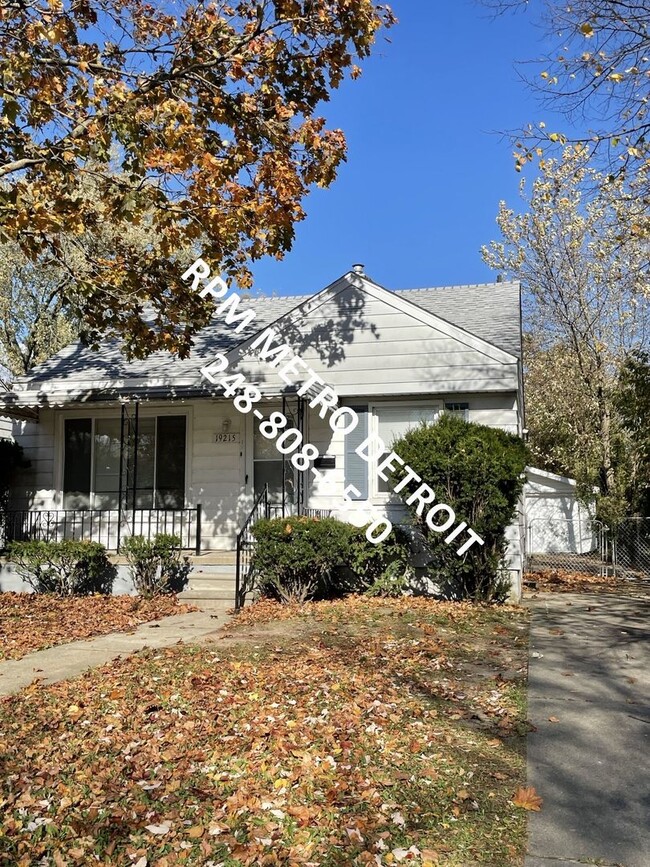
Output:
[8, 540, 115, 595]
[121, 533, 192, 597]
[251, 516, 411, 603]
[388, 414, 528, 602]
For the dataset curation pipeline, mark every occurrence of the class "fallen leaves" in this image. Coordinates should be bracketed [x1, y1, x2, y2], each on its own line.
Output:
[0, 593, 197, 660]
[524, 569, 637, 594]
[0, 597, 530, 865]
[512, 786, 544, 811]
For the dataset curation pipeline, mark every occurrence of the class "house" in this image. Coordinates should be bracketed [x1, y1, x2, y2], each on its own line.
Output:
[524, 466, 599, 573]
[0, 267, 525, 601]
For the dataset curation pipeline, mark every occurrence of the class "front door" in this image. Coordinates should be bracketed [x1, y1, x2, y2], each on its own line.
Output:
[251, 396, 306, 516]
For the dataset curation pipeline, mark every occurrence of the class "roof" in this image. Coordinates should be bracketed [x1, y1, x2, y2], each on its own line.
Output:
[0, 274, 521, 410]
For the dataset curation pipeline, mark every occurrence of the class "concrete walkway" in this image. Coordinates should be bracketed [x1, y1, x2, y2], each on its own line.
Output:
[0, 606, 231, 696]
[525, 589, 650, 867]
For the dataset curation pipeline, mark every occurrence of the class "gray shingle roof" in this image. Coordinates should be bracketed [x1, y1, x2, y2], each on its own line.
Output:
[6, 277, 521, 402]
[394, 281, 521, 358]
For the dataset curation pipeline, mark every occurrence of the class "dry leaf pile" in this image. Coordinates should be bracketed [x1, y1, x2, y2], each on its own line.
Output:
[525, 570, 622, 594]
[0, 599, 530, 866]
[0, 594, 197, 661]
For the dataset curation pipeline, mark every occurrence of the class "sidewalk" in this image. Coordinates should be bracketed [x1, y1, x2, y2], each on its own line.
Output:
[525, 588, 650, 867]
[0, 606, 231, 696]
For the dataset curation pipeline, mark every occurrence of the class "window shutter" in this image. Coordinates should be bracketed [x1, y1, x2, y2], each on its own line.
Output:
[344, 405, 368, 500]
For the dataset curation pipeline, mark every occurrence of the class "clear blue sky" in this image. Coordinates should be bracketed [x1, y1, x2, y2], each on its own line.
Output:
[249, 0, 565, 297]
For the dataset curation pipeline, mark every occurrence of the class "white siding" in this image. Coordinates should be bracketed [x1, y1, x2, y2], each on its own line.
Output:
[235, 285, 519, 397]
[0, 416, 13, 440]
[190, 400, 248, 550]
[9, 411, 56, 510]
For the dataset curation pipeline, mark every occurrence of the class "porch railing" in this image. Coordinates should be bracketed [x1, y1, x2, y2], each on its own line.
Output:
[0, 506, 202, 554]
[235, 485, 270, 611]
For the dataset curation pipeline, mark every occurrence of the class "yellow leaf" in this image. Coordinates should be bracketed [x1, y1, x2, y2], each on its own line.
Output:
[188, 826, 204, 838]
[579, 22, 594, 37]
[512, 786, 543, 811]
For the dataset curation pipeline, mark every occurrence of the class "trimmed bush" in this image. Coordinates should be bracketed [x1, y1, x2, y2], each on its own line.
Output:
[251, 516, 408, 603]
[8, 540, 116, 595]
[121, 533, 192, 597]
[388, 414, 528, 602]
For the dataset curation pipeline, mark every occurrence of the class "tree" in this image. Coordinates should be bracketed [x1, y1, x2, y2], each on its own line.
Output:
[482, 147, 650, 522]
[0, 0, 395, 358]
[484, 0, 650, 188]
[0, 162, 202, 378]
[616, 349, 650, 514]
[0, 242, 77, 379]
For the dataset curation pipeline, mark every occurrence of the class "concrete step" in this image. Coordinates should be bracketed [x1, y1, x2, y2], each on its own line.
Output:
[190, 552, 237, 566]
[185, 577, 235, 592]
[180, 591, 236, 603]
[191, 564, 236, 577]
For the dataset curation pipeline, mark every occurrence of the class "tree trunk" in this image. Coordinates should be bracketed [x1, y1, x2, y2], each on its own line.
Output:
[597, 386, 615, 496]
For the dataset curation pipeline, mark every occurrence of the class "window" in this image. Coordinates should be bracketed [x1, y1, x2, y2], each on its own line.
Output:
[444, 402, 470, 421]
[374, 404, 440, 493]
[63, 415, 186, 509]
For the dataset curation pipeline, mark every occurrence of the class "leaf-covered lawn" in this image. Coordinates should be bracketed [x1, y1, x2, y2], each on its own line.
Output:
[0, 597, 530, 866]
[0, 593, 197, 661]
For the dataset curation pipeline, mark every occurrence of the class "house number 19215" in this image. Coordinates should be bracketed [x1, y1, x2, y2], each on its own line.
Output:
[214, 433, 240, 444]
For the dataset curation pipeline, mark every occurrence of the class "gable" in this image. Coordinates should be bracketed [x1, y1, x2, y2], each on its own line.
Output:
[232, 276, 519, 397]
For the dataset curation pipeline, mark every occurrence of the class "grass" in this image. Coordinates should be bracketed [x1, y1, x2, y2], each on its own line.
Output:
[0, 596, 530, 866]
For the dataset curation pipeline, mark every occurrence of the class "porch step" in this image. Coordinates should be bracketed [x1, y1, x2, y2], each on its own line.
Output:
[189, 552, 237, 566]
[191, 564, 236, 577]
[180, 572, 236, 603]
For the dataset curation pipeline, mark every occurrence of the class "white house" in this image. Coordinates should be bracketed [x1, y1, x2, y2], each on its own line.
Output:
[0, 268, 525, 601]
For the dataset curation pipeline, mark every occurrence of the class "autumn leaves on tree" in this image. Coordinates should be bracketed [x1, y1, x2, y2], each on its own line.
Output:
[0, 0, 394, 358]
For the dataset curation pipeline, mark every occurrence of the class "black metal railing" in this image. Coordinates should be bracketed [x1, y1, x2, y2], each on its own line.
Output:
[0, 506, 202, 554]
[235, 493, 333, 610]
[235, 485, 270, 610]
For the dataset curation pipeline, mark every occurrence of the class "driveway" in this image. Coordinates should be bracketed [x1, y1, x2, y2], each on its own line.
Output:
[525, 588, 650, 867]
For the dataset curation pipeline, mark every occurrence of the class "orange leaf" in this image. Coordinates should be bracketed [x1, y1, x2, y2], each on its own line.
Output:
[512, 786, 543, 811]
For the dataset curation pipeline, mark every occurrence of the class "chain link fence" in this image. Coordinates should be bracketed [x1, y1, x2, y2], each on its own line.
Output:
[526, 517, 610, 576]
[610, 518, 650, 580]
[525, 516, 650, 579]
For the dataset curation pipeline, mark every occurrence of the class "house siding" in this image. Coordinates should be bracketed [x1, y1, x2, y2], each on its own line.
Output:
[0, 416, 13, 440]
[7, 411, 56, 511]
[235, 286, 519, 398]
[190, 400, 249, 550]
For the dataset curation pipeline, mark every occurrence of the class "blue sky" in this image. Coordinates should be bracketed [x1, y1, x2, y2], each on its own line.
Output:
[250, 0, 566, 297]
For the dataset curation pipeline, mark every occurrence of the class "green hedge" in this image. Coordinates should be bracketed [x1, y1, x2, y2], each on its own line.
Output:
[388, 414, 528, 602]
[8, 540, 116, 595]
[251, 516, 407, 603]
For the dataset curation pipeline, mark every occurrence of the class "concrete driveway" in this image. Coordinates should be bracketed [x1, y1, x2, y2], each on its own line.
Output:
[525, 588, 650, 867]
